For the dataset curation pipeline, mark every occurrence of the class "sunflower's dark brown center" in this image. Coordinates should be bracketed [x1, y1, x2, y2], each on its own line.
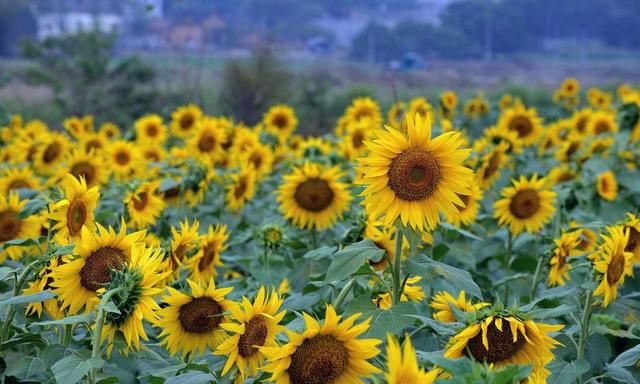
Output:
[466, 320, 525, 364]
[238, 316, 268, 357]
[557, 171, 575, 183]
[180, 114, 195, 130]
[455, 193, 471, 212]
[70, 161, 96, 186]
[79, 246, 126, 291]
[198, 242, 218, 271]
[351, 130, 365, 149]
[250, 152, 263, 169]
[272, 114, 289, 129]
[576, 117, 588, 133]
[483, 152, 501, 180]
[625, 227, 640, 253]
[8, 179, 30, 191]
[607, 252, 626, 285]
[388, 147, 441, 201]
[565, 142, 580, 159]
[146, 124, 159, 137]
[600, 177, 610, 192]
[145, 150, 160, 162]
[132, 191, 149, 211]
[354, 108, 372, 121]
[178, 297, 223, 333]
[509, 116, 533, 137]
[0, 210, 21, 242]
[67, 198, 87, 236]
[294, 178, 335, 212]
[594, 121, 611, 135]
[198, 134, 216, 152]
[578, 232, 592, 250]
[566, 84, 574, 92]
[85, 139, 103, 152]
[556, 245, 571, 270]
[509, 189, 540, 219]
[115, 150, 130, 165]
[234, 177, 248, 199]
[288, 335, 349, 384]
[43, 142, 62, 164]
[163, 186, 180, 200]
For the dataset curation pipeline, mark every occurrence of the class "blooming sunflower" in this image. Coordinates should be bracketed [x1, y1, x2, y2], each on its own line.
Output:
[99, 122, 120, 139]
[33, 132, 70, 175]
[187, 117, 227, 166]
[440, 90, 458, 111]
[475, 141, 510, 189]
[165, 219, 201, 281]
[623, 213, 640, 264]
[547, 166, 577, 186]
[241, 143, 274, 179]
[226, 166, 256, 212]
[570, 109, 593, 136]
[99, 243, 169, 355]
[215, 287, 286, 380]
[497, 105, 543, 146]
[49, 174, 100, 244]
[444, 315, 563, 382]
[358, 113, 473, 231]
[63, 116, 93, 139]
[385, 334, 438, 384]
[407, 97, 433, 122]
[0, 192, 42, 263]
[596, 171, 617, 201]
[264, 104, 298, 141]
[387, 101, 407, 127]
[548, 230, 582, 287]
[262, 304, 381, 384]
[79, 133, 108, 155]
[107, 140, 142, 181]
[346, 97, 382, 126]
[23, 257, 64, 320]
[374, 277, 426, 310]
[60, 149, 108, 188]
[134, 114, 167, 144]
[296, 137, 333, 159]
[0, 167, 41, 195]
[482, 125, 522, 154]
[186, 224, 228, 284]
[343, 118, 372, 159]
[494, 174, 556, 236]
[157, 278, 234, 356]
[560, 77, 580, 97]
[444, 182, 483, 227]
[593, 226, 634, 307]
[277, 162, 352, 231]
[430, 291, 487, 323]
[586, 110, 618, 135]
[50, 223, 145, 314]
[171, 104, 203, 138]
[124, 181, 166, 229]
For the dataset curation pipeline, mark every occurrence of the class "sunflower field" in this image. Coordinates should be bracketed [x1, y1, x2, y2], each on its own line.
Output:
[1, 79, 640, 384]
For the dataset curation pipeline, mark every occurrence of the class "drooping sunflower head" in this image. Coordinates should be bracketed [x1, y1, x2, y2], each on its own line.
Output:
[385, 334, 438, 384]
[346, 97, 382, 126]
[0, 166, 41, 196]
[49, 173, 100, 244]
[430, 290, 488, 323]
[623, 213, 640, 264]
[165, 219, 201, 280]
[157, 278, 234, 357]
[596, 170, 618, 202]
[215, 287, 286, 380]
[262, 304, 381, 384]
[134, 114, 167, 143]
[124, 180, 166, 229]
[498, 105, 543, 146]
[277, 162, 352, 231]
[225, 166, 256, 212]
[171, 104, 203, 138]
[593, 226, 634, 307]
[264, 104, 298, 140]
[187, 224, 228, 284]
[0, 192, 43, 263]
[494, 174, 556, 236]
[475, 141, 510, 189]
[444, 314, 563, 382]
[547, 230, 583, 287]
[51, 223, 146, 314]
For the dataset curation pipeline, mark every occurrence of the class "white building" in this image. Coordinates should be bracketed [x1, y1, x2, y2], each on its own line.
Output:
[37, 12, 123, 40]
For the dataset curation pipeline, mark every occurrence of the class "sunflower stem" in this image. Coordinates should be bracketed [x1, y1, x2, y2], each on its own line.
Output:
[502, 232, 513, 305]
[576, 287, 594, 383]
[333, 278, 355, 309]
[0, 260, 40, 344]
[89, 287, 125, 383]
[61, 324, 74, 347]
[310, 228, 318, 249]
[391, 227, 404, 306]
[530, 253, 545, 300]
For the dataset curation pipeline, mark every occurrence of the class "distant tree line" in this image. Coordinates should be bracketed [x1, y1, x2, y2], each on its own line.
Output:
[350, 0, 640, 62]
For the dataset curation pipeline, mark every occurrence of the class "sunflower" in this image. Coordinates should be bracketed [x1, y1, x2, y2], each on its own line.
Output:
[264, 105, 298, 141]
[23, 256, 65, 320]
[99, 122, 121, 139]
[547, 165, 577, 186]
[346, 97, 382, 126]
[215, 287, 286, 380]
[367, 228, 396, 271]
[171, 104, 203, 138]
[570, 109, 593, 136]
[554, 138, 582, 163]
[296, 137, 333, 159]
[63, 116, 93, 139]
[444, 315, 563, 382]
[241, 143, 274, 179]
[33, 132, 70, 175]
[49, 174, 100, 244]
[494, 174, 556, 236]
[262, 304, 381, 384]
[139, 144, 166, 164]
[226, 166, 256, 212]
[586, 110, 618, 135]
[587, 88, 612, 110]
[343, 118, 373, 159]
[124, 181, 165, 229]
[374, 277, 425, 310]
[79, 133, 108, 155]
[359, 113, 472, 231]
[623, 213, 640, 264]
[60, 149, 108, 187]
[596, 171, 617, 202]
[0, 167, 41, 195]
[548, 230, 582, 287]
[186, 224, 228, 284]
[497, 105, 543, 146]
[134, 114, 167, 144]
[593, 226, 634, 307]
[444, 182, 483, 227]
[165, 219, 202, 281]
[277, 162, 351, 231]
[584, 137, 614, 159]
[50, 223, 145, 314]
[387, 101, 407, 127]
[498, 94, 513, 111]
[407, 97, 433, 122]
[157, 278, 234, 356]
[99, 243, 168, 355]
[385, 335, 438, 384]
[482, 125, 522, 154]
[440, 90, 458, 111]
[559, 77, 580, 98]
[475, 141, 510, 189]
[0, 192, 43, 263]
[187, 117, 227, 165]
[107, 140, 142, 181]
[430, 291, 487, 323]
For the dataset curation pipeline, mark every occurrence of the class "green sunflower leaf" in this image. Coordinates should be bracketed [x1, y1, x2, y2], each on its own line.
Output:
[324, 240, 384, 282]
